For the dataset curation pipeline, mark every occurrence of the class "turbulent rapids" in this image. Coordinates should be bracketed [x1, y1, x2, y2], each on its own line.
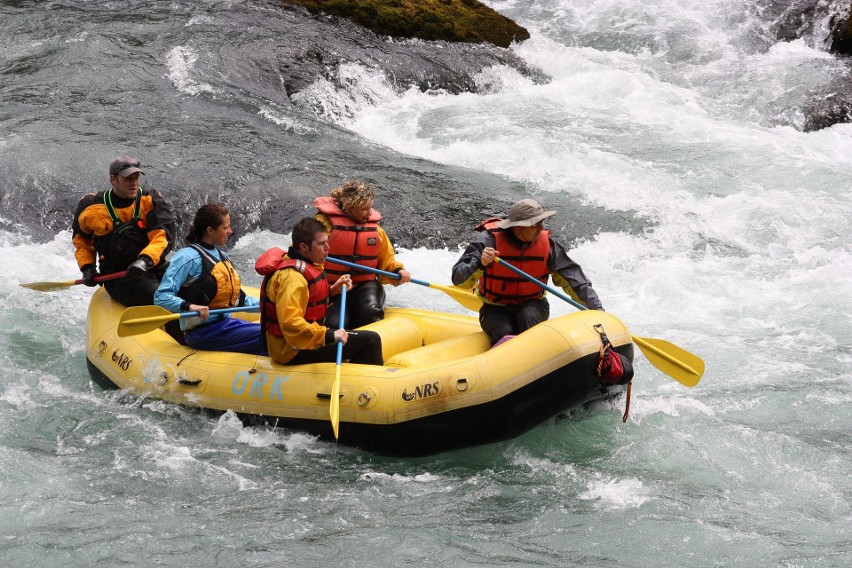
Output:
[1, 1, 851, 566]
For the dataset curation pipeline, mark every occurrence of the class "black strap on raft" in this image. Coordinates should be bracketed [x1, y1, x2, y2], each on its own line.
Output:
[594, 323, 632, 423]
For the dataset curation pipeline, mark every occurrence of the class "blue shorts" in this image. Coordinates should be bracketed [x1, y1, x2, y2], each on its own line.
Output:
[184, 317, 267, 356]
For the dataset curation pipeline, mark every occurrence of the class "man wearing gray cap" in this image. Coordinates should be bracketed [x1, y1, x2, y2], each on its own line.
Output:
[72, 156, 176, 307]
[452, 199, 603, 345]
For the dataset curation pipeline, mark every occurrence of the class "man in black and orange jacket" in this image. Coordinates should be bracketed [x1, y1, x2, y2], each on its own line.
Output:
[72, 156, 176, 307]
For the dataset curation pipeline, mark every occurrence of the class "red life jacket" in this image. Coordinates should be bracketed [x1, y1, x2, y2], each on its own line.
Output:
[476, 218, 551, 305]
[255, 247, 330, 340]
[315, 196, 382, 284]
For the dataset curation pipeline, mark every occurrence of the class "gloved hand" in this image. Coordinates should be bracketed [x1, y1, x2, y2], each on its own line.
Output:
[81, 265, 98, 287]
[127, 258, 150, 279]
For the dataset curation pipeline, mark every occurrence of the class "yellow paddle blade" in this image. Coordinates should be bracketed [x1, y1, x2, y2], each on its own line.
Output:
[429, 283, 482, 312]
[20, 279, 80, 292]
[330, 367, 342, 440]
[632, 335, 705, 387]
[117, 305, 180, 337]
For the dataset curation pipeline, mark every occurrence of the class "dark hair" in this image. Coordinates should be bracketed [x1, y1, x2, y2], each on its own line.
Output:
[185, 203, 230, 244]
[291, 217, 326, 248]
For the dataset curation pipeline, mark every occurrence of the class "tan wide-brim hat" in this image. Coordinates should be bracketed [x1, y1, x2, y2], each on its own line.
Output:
[496, 199, 556, 229]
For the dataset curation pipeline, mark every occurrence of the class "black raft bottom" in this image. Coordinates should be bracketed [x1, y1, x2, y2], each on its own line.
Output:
[87, 357, 121, 391]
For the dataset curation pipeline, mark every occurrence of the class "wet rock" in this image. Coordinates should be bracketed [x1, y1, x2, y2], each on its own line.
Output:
[830, 3, 852, 54]
[802, 83, 852, 130]
[273, 14, 542, 99]
[268, 3, 541, 100]
[766, 0, 821, 43]
[762, 0, 852, 130]
[764, 0, 852, 54]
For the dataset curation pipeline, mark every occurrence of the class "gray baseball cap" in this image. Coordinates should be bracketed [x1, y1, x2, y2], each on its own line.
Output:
[496, 199, 556, 229]
[109, 156, 145, 178]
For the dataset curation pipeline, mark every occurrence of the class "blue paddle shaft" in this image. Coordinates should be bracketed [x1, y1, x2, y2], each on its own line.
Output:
[326, 256, 428, 288]
[335, 284, 347, 365]
[180, 305, 259, 319]
[495, 259, 586, 311]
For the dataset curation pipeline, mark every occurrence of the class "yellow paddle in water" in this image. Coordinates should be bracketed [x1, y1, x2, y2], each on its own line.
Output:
[20, 270, 128, 292]
[326, 256, 482, 312]
[329, 284, 347, 440]
[118, 304, 259, 337]
[495, 258, 704, 387]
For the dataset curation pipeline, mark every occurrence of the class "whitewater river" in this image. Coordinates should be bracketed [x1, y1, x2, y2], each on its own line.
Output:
[1, 0, 850, 566]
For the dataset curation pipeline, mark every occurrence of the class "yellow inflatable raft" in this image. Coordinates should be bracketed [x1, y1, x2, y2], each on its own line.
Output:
[86, 287, 633, 455]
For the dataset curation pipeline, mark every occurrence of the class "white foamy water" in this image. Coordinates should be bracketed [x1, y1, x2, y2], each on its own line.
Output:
[166, 45, 217, 96]
[2, 1, 851, 566]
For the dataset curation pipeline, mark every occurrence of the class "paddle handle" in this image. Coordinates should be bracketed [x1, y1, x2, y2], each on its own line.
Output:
[93, 270, 128, 284]
[70, 270, 129, 286]
[180, 305, 260, 319]
[494, 258, 585, 310]
[326, 256, 428, 287]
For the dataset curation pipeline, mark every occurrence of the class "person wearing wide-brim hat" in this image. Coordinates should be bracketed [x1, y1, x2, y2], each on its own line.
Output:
[452, 199, 603, 346]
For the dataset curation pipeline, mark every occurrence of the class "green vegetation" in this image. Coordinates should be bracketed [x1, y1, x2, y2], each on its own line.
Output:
[284, 0, 530, 48]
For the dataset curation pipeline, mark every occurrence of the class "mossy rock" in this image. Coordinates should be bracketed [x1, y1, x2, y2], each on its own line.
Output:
[284, 0, 530, 48]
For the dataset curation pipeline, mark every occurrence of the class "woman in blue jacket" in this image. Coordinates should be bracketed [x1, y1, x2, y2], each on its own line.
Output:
[155, 203, 265, 354]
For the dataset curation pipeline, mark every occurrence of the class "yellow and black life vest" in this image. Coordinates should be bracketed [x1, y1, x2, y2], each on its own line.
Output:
[177, 244, 242, 309]
[72, 187, 175, 273]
